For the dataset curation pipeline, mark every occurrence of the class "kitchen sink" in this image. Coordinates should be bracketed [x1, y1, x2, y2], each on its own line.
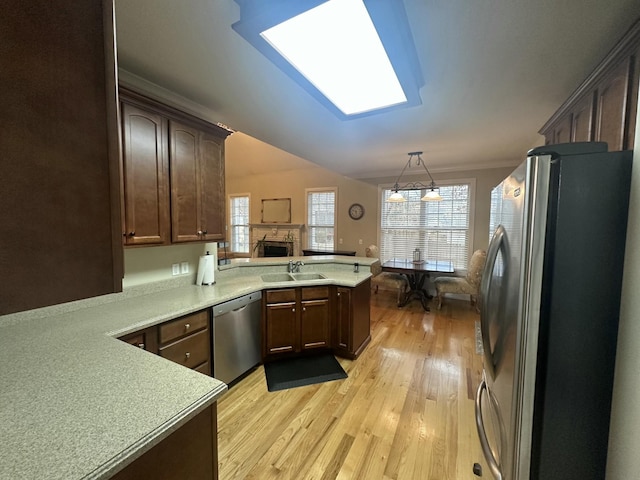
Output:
[260, 273, 295, 282]
[290, 272, 327, 281]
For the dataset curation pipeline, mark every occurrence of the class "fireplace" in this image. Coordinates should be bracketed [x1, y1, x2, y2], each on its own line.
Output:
[250, 223, 304, 257]
[260, 241, 293, 257]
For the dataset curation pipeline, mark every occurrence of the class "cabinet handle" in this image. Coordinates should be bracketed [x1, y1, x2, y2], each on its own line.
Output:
[337, 292, 341, 296]
[128, 231, 135, 237]
[303, 307, 306, 312]
[292, 308, 295, 312]
[137, 343, 145, 349]
[203, 230, 208, 235]
[184, 323, 190, 331]
[197, 230, 203, 235]
[185, 352, 191, 359]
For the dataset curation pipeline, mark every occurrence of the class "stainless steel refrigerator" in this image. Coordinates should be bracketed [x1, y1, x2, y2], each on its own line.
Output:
[475, 142, 633, 479]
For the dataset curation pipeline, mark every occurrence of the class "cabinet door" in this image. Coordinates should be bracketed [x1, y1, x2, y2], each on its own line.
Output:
[170, 121, 201, 242]
[265, 302, 299, 354]
[334, 287, 352, 353]
[570, 93, 594, 143]
[199, 132, 225, 241]
[553, 114, 572, 144]
[121, 102, 170, 246]
[595, 57, 631, 151]
[301, 298, 330, 350]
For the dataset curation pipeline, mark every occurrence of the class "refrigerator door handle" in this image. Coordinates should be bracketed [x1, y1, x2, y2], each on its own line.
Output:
[480, 225, 508, 379]
[475, 378, 503, 480]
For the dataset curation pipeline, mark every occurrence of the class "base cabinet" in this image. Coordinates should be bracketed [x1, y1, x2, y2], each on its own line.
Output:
[263, 287, 330, 359]
[333, 279, 371, 359]
[110, 404, 218, 480]
[263, 281, 371, 361]
[118, 309, 211, 376]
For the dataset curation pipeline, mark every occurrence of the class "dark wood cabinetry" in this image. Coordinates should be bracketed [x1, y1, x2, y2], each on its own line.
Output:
[0, 0, 122, 315]
[119, 326, 159, 353]
[264, 288, 299, 355]
[120, 102, 170, 246]
[300, 288, 331, 350]
[333, 280, 372, 359]
[111, 404, 218, 480]
[263, 282, 371, 361]
[159, 310, 211, 375]
[170, 123, 226, 243]
[540, 19, 640, 150]
[118, 309, 211, 376]
[119, 88, 231, 247]
[263, 286, 331, 358]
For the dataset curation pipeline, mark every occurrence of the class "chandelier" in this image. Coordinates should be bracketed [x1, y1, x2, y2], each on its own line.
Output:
[387, 151, 442, 202]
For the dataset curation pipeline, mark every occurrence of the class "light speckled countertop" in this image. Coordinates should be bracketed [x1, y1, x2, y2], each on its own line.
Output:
[0, 256, 375, 480]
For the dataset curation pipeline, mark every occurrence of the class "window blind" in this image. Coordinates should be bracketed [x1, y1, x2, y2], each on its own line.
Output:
[380, 184, 471, 269]
[229, 195, 250, 253]
[307, 190, 336, 250]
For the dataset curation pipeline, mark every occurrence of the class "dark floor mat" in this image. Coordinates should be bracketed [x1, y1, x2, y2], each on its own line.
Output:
[264, 353, 347, 392]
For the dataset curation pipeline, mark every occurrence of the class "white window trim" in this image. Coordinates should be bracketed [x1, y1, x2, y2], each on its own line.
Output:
[228, 192, 251, 257]
[305, 187, 338, 250]
[377, 178, 476, 271]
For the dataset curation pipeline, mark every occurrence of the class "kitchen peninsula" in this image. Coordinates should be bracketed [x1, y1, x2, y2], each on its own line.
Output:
[0, 256, 376, 480]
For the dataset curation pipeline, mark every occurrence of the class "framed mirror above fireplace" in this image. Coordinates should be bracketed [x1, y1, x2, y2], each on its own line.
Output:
[261, 198, 291, 223]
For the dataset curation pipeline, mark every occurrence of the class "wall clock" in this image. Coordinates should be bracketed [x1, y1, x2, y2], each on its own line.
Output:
[348, 203, 365, 220]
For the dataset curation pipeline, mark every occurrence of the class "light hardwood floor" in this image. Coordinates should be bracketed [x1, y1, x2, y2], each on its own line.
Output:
[217, 291, 488, 480]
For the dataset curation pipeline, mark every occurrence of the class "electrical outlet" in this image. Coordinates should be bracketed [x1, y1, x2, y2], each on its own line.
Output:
[172, 263, 180, 276]
[359, 239, 363, 245]
[339, 238, 343, 244]
[180, 261, 189, 274]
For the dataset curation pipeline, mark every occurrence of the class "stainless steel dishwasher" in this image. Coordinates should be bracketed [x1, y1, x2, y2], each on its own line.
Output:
[212, 291, 262, 385]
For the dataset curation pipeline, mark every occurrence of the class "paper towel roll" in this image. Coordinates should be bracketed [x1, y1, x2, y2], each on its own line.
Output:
[196, 253, 215, 286]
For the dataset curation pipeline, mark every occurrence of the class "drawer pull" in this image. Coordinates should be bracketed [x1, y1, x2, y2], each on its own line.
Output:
[137, 343, 145, 349]
[185, 352, 191, 359]
[184, 323, 190, 331]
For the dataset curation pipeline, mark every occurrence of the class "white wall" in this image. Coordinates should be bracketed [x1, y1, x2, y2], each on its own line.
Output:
[606, 95, 640, 478]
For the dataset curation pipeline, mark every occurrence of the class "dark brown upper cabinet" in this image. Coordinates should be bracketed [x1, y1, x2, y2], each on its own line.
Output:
[0, 0, 123, 315]
[540, 19, 640, 151]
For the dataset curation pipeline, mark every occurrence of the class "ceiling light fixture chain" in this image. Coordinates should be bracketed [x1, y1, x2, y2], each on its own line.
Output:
[388, 151, 442, 202]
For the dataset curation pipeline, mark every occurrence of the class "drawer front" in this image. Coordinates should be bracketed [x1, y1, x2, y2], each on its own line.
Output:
[121, 332, 146, 349]
[159, 329, 210, 369]
[266, 288, 296, 303]
[159, 310, 209, 344]
[301, 286, 329, 300]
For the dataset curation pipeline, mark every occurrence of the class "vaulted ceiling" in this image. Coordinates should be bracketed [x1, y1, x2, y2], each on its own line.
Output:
[115, 0, 640, 179]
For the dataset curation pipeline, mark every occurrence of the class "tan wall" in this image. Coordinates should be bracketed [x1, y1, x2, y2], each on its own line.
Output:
[226, 133, 379, 256]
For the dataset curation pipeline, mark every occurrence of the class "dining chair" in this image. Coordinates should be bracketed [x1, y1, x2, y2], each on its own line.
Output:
[366, 245, 408, 307]
[434, 249, 486, 312]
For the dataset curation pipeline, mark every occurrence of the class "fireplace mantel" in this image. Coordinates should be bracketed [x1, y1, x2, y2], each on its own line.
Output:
[250, 223, 305, 257]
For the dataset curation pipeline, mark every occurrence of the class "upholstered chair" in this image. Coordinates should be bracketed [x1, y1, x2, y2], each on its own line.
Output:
[434, 249, 487, 312]
[366, 245, 408, 307]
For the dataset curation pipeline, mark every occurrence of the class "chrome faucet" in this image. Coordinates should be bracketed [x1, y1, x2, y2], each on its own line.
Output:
[288, 260, 304, 273]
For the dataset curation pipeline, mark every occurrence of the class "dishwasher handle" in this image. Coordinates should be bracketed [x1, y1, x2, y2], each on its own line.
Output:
[213, 291, 262, 316]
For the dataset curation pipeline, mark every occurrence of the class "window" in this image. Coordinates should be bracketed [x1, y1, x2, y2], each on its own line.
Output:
[379, 180, 474, 270]
[306, 188, 336, 250]
[229, 194, 250, 254]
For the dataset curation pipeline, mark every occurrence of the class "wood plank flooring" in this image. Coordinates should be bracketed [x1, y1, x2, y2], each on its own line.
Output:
[217, 292, 488, 479]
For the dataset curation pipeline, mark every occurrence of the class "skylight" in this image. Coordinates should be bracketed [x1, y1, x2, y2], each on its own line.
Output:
[259, 0, 407, 116]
